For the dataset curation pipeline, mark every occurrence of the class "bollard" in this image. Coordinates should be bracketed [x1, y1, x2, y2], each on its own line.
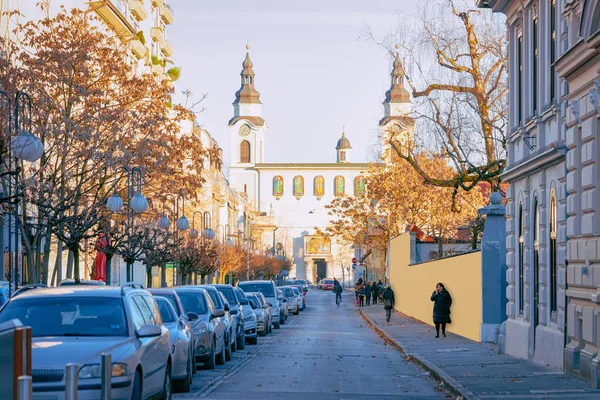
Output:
[16, 375, 32, 400]
[65, 363, 78, 400]
[13, 327, 32, 400]
[100, 353, 111, 400]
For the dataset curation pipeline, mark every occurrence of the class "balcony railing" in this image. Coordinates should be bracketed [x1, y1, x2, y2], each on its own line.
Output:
[88, 0, 135, 41]
[130, 39, 147, 59]
[129, 0, 148, 21]
[150, 26, 163, 42]
[151, 0, 166, 7]
[160, 38, 174, 57]
[159, 6, 174, 24]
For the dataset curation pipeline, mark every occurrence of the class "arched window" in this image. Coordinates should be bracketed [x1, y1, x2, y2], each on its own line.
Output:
[518, 202, 525, 314]
[549, 190, 557, 313]
[293, 176, 304, 198]
[354, 176, 366, 196]
[334, 176, 345, 197]
[314, 176, 325, 198]
[240, 140, 251, 163]
[273, 176, 284, 198]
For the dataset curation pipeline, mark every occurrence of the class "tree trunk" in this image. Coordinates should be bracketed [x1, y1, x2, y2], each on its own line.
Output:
[66, 249, 74, 279]
[72, 246, 80, 283]
[161, 262, 166, 287]
[106, 253, 113, 285]
[42, 233, 52, 284]
[146, 266, 152, 288]
[54, 240, 63, 285]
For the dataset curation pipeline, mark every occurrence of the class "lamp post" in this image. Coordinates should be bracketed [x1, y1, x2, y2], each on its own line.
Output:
[106, 166, 148, 283]
[161, 193, 188, 285]
[0, 90, 44, 296]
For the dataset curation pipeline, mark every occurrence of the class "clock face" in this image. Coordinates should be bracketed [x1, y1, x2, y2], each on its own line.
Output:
[239, 124, 251, 137]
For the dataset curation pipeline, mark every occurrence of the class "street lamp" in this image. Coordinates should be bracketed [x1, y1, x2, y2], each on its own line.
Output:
[106, 166, 148, 283]
[161, 193, 188, 285]
[0, 90, 44, 296]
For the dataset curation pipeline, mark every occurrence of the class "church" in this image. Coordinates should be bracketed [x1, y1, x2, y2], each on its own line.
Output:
[226, 48, 414, 285]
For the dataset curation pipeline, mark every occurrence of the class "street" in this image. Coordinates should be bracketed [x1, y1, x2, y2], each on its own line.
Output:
[176, 290, 446, 400]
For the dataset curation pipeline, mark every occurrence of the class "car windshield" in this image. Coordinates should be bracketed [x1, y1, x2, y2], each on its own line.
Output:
[234, 289, 247, 303]
[238, 283, 274, 298]
[155, 298, 176, 323]
[282, 288, 294, 297]
[296, 280, 307, 285]
[291, 288, 300, 296]
[177, 292, 208, 315]
[0, 297, 127, 337]
[247, 295, 260, 309]
[206, 290, 223, 309]
[158, 294, 178, 313]
[216, 287, 238, 305]
[324, 280, 334, 284]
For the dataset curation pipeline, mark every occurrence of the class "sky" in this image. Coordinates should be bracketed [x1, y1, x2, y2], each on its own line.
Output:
[18, 0, 421, 165]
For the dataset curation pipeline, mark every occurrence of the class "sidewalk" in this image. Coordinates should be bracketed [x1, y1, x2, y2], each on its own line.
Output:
[357, 302, 600, 399]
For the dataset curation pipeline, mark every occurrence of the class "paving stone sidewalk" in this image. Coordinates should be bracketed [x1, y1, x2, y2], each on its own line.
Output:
[358, 302, 600, 399]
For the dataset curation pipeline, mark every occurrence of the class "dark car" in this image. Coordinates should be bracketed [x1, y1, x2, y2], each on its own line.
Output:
[200, 285, 237, 362]
[12, 284, 49, 298]
[173, 287, 227, 370]
[212, 284, 246, 350]
[58, 279, 106, 286]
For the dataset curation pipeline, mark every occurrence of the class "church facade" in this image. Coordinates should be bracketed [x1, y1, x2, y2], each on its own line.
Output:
[227, 49, 413, 285]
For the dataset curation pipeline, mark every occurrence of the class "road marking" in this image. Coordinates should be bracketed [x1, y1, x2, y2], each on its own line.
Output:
[529, 389, 586, 394]
[435, 348, 469, 353]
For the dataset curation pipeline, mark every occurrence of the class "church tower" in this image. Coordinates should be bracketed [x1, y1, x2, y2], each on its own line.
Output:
[228, 46, 266, 206]
[335, 131, 352, 163]
[379, 55, 415, 164]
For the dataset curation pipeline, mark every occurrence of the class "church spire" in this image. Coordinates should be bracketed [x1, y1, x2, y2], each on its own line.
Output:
[234, 45, 262, 105]
[384, 55, 410, 104]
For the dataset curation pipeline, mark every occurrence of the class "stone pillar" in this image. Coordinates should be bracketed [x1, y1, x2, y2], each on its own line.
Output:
[478, 192, 508, 342]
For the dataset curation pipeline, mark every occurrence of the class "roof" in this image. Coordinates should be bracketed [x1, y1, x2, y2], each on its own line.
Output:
[336, 132, 352, 150]
[227, 116, 265, 127]
[233, 52, 262, 105]
[384, 57, 411, 104]
[253, 162, 376, 170]
[12, 286, 126, 299]
[378, 115, 415, 127]
[147, 288, 177, 295]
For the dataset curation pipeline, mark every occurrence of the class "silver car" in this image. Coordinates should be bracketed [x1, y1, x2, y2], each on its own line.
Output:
[234, 287, 258, 345]
[279, 286, 299, 315]
[0, 285, 172, 400]
[154, 296, 193, 393]
[246, 292, 270, 336]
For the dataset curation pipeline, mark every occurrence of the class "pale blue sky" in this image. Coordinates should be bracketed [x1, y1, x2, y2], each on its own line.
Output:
[20, 1, 420, 164]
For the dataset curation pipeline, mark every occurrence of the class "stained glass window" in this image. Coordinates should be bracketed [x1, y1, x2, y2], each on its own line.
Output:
[354, 176, 365, 196]
[334, 176, 345, 196]
[314, 176, 325, 198]
[293, 176, 304, 197]
[273, 176, 284, 197]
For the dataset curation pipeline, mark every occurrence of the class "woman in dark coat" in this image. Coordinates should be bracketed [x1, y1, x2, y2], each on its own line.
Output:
[382, 285, 395, 322]
[431, 282, 452, 338]
[364, 282, 372, 305]
[371, 281, 378, 306]
[358, 284, 366, 307]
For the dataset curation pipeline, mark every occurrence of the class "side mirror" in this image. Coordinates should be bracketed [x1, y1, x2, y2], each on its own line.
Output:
[136, 324, 162, 338]
[239, 298, 249, 305]
[211, 309, 225, 319]
[267, 302, 273, 307]
[186, 312, 200, 321]
[282, 298, 288, 303]
[223, 303, 230, 312]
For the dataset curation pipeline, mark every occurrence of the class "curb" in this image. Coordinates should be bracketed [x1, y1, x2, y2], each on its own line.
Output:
[357, 307, 480, 400]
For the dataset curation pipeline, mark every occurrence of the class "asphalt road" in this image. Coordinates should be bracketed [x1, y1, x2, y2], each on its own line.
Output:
[175, 289, 446, 400]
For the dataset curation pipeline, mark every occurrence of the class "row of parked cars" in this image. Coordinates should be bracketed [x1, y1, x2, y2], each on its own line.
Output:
[0, 279, 308, 400]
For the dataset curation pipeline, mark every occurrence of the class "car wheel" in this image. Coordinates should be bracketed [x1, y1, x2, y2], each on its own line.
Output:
[281, 315, 286, 325]
[237, 333, 246, 350]
[131, 370, 142, 400]
[258, 327, 266, 337]
[294, 309, 299, 315]
[225, 334, 232, 362]
[159, 363, 172, 400]
[174, 350, 193, 393]
[191, 347, 197, 375]
[216, 338, 226, 365]
[230, 330, 237, 353]
[274, 320, 281, 329]
[204, 340, 216, 370]
[248, 336, 258, 345]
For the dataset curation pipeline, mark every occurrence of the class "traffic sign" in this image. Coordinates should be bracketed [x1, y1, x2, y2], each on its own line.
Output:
[351, 257, 357, 264]
[351, 263, 357, 270]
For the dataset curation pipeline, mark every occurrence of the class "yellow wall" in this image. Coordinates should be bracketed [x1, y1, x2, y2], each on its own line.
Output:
[389, 234, 482, 342]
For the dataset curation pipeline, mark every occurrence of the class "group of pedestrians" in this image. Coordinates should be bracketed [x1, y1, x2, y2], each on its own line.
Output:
[354, 279, 383, 307]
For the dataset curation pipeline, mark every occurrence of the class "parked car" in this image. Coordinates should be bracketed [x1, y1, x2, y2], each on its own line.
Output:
[174, 286, 227, 370]
[0, 285, 8, 307]
[212, 284, 246, 350]
[0, 284, 172, 400]
[201, 285, 237, 362]
[238, 280, 281, 329]
[279, 286, 299, 315]
[289, 285, 305, 310]
[58, 279, 106, 286]
[321, 279, 335, 290]
[12, 283, 49, 298]
[245, 292, 270, 337]
[294, 279, 309, 293]
[154, 296, 193, 393]
[234, 287, 258, 345]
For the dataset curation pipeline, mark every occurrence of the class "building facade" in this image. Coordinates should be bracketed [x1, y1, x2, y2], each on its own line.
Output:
[482, 0, 600, 387]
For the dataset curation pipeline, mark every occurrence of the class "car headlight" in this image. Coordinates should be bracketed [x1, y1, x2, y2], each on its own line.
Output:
[244, 314, 255, 322]
[78, 363, 128, 379]
[194, 322, 209, 335]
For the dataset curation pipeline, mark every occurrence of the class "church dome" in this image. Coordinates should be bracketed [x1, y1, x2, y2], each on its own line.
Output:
[336, 132, 352, 150]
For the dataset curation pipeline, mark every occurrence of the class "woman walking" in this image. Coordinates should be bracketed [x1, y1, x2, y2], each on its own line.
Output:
[371, 281, 378, 306]
[431, 282, 452, 338]
[358, 283, 366, 307]
[382, 285, 395, 322]
[365, 281, 372, 305]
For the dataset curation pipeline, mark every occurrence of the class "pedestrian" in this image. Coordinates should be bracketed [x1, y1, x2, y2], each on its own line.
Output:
[354, 281, 360, 302]
[358, 284, 366, 307]
[382, 285, 395, 322]
[365, 281, 372, 305]
[431, 282, 452, 338]
[371, 281, 378, 306]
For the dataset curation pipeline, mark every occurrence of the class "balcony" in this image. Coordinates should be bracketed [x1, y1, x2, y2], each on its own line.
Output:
[88, 0, 135, 41]
[160, 38, 174, 57]
[150, 26, 163, 42]
[151, 63, 163, 75]
[129, 0, 147, 21]
[159, 6, 174, 24]
[151, 0, 165, 7]
[130, 39, 147, 59]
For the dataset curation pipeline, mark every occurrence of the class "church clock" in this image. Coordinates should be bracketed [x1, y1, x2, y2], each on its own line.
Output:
[239, 124, 251, 137]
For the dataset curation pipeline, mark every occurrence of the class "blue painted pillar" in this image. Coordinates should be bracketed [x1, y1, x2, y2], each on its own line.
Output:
[478, 192, 508, 342]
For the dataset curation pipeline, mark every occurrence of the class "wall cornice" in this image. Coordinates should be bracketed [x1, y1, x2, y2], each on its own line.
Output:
[501, 144, 567, 182]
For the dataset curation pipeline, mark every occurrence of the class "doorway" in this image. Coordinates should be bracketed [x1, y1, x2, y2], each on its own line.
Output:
[315, 259, 327, 282]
